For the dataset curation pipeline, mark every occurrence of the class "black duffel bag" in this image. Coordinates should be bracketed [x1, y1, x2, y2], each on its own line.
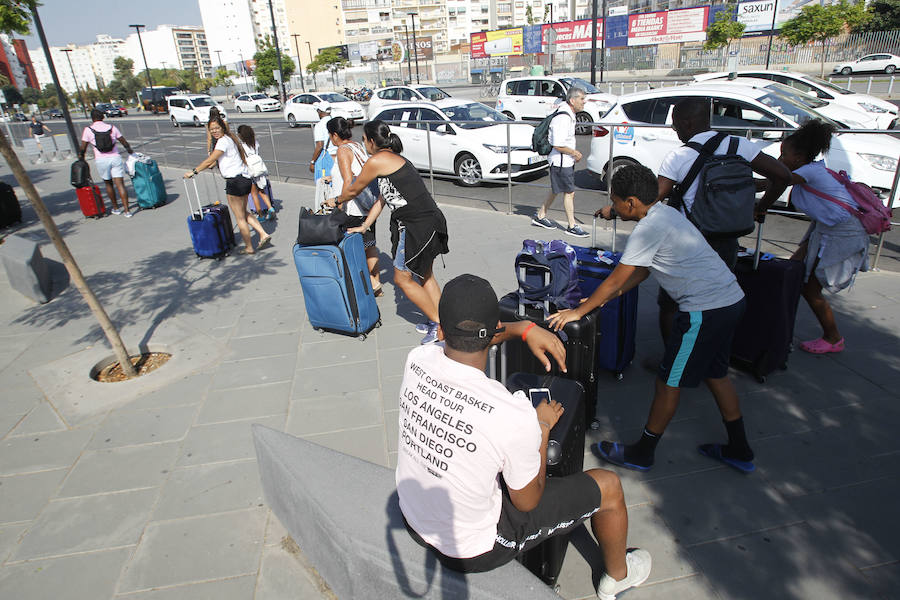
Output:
[297, 207, 349, 246]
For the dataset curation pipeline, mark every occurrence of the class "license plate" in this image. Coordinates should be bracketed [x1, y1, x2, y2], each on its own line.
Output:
[527, 155, 542, 165]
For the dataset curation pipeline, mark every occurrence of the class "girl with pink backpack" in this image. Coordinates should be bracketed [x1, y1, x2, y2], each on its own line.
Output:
[775, 119, 883, 355]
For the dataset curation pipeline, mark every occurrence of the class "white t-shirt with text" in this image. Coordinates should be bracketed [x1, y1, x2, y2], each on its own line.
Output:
[396, 344, 542, 559]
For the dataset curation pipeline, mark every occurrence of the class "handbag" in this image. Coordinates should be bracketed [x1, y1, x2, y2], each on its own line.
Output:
[314, 139, 334, 182]
[297, 206, 348, 245]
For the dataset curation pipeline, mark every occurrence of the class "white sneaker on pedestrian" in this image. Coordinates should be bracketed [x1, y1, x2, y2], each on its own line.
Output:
[110, 208, 123, 215]
[123, 211, 133, 218]
[596, 548, 652, 600]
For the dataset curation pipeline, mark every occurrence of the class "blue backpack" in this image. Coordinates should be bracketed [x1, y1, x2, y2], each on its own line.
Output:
[515, 239, 580, 318]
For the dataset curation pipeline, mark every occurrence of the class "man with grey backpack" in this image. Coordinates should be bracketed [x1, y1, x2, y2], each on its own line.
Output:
[654, 98, 791, 342]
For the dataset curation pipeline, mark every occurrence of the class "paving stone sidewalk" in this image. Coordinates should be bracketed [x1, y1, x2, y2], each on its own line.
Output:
[0, 161, 898, 599]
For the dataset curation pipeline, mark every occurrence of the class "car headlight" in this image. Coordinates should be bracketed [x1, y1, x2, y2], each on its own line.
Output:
[858, 153, 898, 171]
[858, 102, 888, 113]
[483, 144, 531, 153]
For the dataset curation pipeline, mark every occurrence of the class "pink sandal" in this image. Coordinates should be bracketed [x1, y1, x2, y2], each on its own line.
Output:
[799, 337, 845, 354]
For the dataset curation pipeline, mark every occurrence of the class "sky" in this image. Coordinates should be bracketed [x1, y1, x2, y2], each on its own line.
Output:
[21, 1, 203, 49]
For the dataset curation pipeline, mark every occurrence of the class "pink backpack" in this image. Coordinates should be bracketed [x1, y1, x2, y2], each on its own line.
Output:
[801, 168, 892, 235]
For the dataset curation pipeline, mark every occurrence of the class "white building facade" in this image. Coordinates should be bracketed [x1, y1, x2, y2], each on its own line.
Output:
[31, 45, 98, 94]
[88, 34, 127, 87]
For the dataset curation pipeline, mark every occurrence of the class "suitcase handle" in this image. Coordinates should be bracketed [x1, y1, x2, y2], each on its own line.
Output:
[753, 220, 764, 271]
[183, 176, 203, 219]
[591, 213, 616, 253]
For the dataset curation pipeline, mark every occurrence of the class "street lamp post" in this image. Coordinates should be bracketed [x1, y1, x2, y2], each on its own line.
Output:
[306, 41, 316, 92]
[409, 13, 420, 84]
[129, 25, 154, 92]
[765, 1, 779, 69]
[266, 0, 287, 103]
[238, 51, 250, 94]
[403, 23, 413, 84]
[31, 4, 79, 151]
[60, 49, 87, 118]
[291, 34, 306, 93]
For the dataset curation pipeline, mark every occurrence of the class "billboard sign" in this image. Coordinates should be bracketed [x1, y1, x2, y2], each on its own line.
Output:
[470, 28, 523, 58]
[542, 19, 604, 52]
[627, 6, 709, 46]
[413, 36, 434, 61]
[737, 0, 776, 32]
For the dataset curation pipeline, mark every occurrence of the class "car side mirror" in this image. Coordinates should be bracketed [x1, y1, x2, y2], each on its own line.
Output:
[436, 124, 454, 135]
[761, 131, 783, 140]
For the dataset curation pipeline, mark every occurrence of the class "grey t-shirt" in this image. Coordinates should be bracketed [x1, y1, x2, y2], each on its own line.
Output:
[620, 203, 744, 312]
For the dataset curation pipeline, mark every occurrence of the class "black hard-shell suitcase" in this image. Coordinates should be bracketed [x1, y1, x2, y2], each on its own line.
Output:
[504, 372, 586, 589]
[0, 182, 22, 227]
[70, 159, 91, 188]
[492, 292, 598, 425]
[730, 223, 804, 382]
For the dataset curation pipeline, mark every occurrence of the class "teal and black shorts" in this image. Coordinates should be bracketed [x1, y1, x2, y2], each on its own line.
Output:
[658, 298, 746, 388]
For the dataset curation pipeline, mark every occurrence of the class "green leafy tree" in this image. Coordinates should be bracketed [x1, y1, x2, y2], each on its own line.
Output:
[781, 0, 870, 77]
[704, 5, 745, 68]
[37, 83, 62, 109]
[21, 86, 40, 104]
[525, 5, 534, 25]
[254, 37, 295, 89]
[0, 0, 34, 36]
[307, 47, 348, 88]
[2, 84, 23, 106]
[213, 67, 237, 88]
[855, 0, 900, 32]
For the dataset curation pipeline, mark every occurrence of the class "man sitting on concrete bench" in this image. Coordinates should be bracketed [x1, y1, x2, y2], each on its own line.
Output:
[396, 274, 652, 600]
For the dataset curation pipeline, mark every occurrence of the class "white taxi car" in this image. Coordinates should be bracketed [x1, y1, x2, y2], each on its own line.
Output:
[586, 84, 900, 207]
[370, 99, 548, 186]
[496, 76, 617, 135]
[367, 84, 453, 119]
[234, 93, 281, 113]
[284, 92, 366, 127]
[833, 53, 900, 75]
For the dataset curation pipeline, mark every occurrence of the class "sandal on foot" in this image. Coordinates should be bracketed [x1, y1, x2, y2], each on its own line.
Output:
[591, 442, 653, 472]
[373, 284, 384, 297]
[799, 337, 844, 354]
[237, 248, 254, 255]
[698, 444, 755, 473]
[257, 235, 272, 250]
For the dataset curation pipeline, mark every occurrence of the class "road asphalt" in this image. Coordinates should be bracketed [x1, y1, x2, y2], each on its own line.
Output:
[0, 154, 898, 599]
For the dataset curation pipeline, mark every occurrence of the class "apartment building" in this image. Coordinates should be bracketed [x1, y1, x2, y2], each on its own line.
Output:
[173, 27, 214, 78]
[0, 35, 38, 91]
[88, 34, 127, 87]
[31, 45, 98, 94]
[286, 0, 344, 68]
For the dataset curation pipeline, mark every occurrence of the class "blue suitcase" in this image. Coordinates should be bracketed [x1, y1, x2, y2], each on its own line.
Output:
[184, 178, 232, 259]
[132, 158, 167, 209]
[293, 233, 381, 339]
[571, 218, 638, 380]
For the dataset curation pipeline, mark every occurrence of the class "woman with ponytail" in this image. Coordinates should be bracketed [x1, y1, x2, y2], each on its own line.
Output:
[185, 116, 271, 255]
[328, 119, 449, 344]
[766, 119, 869, 354]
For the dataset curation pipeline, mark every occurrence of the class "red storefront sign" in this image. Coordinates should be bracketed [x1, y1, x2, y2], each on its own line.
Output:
[627, 7, 709, 46]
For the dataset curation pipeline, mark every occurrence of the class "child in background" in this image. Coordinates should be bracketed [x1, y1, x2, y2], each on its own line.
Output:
[237, 124, 276, 221]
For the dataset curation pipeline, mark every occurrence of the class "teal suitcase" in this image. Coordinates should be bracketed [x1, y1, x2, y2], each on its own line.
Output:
[132, 159, 166, 209]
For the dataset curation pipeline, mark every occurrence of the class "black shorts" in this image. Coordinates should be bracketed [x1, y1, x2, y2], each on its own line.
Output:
[406, 472, 603, 573]
[224, 175, 252, 197]
[549, 165, 575, 194]
[658, 298, 745, 388]
[658, 236, 739, 310]
[345, 215, 377, 248]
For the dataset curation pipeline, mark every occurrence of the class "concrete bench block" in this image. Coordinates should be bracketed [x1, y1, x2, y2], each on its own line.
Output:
[252, 425, 559, 600]
[1, 235, 51, 303]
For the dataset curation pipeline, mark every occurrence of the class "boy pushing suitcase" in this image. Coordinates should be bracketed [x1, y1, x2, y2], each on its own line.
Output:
[548, 164, 755, 474]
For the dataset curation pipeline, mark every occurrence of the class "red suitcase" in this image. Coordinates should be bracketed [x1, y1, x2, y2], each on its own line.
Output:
[76, 185, 105, 218]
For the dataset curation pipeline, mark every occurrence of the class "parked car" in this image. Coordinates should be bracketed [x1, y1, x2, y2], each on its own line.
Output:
[11, 112, 28, 122]
[42, 108, 63, 119]
[95, 103, 121, 118]
[495, 75, 617, 134]
[284, 92, 365, 127]
[694, 71, 899, 129]
[585, 84, 900, 207]
[367, 84, 453, 119]
[234, 93, 282, 113]
[833, 53, 900, 75]
[114, 105, 128, 116]
[370, 99, 548, 187]
[167, 94, 227, 127]
[694, 78, 881, 129]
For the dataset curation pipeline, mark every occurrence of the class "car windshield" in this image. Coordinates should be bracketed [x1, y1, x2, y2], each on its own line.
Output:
[191, 97, 214, 107]
[319, 93, 350, 102]
[441, 102, 511, 128]
[803, 76, 855, 95]
[560, 77, 601, 94]
[250, 94, 268, 100]
[416, 86, 450, 101]
[756, 92, 839, 127]
[763, 82, 829, 108]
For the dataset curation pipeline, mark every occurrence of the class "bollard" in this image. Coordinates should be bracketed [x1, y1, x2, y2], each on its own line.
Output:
[866, 76, 872, 94]
[267, 123, 281, 181]
[633, 81, 637, 93]
[620, 82, 625, 95]
[889, 76, 895, 96]
[848, 76, 853, 91]
[426, 123, 435, 196]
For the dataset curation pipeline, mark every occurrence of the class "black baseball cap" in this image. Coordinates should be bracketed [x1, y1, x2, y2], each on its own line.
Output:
[439, 274, 505, 339]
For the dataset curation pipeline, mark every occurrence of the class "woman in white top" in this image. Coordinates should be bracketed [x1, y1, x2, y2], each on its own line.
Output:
[237, 125, 275, 221]
[776, 119, 869, 354]
[324, 117, 382, 295]
[185, 116, 271, 254]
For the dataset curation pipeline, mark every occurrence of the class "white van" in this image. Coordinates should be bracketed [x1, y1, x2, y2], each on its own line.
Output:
[167, 94, 227, 127]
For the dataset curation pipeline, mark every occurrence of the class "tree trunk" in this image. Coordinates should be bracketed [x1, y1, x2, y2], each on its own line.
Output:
[0, 130, 137, 377]
[820, 39, 827, 78]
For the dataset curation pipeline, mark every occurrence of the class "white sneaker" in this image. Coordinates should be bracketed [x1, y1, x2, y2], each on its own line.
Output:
[123, 211, 133, 218]
[596, 548, 652, 600]
[110, 208, 123, 215]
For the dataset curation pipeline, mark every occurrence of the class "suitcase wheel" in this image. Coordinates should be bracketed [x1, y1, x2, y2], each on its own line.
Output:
[615, 371, 624, 381]
[357, 333, 367, 341]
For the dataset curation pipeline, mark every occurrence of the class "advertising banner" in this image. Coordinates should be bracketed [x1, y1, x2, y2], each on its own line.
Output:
[627, 6, 709, 46]
[541, 19, 604, 52]
[413, 36, 434, 61]
[470, 28, 523, 58]
[523, 24, 543, 54]
[737, 0, 776, 32]
[606, 14, 630, 48]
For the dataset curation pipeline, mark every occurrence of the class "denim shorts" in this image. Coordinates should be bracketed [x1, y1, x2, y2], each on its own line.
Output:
[95, 154, 125, 180]
[393, 226, 408, 271]
[549, 165, 575, 194]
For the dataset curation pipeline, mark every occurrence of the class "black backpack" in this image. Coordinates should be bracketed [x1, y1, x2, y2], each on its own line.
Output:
[70, 159, 91, 188]
[89, 127, 115, 153]
[669, 132, 756, 239]
[531, 110, 561, 156]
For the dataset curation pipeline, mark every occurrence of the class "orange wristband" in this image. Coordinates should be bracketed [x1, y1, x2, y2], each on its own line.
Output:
[522, 322, 537, 341]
